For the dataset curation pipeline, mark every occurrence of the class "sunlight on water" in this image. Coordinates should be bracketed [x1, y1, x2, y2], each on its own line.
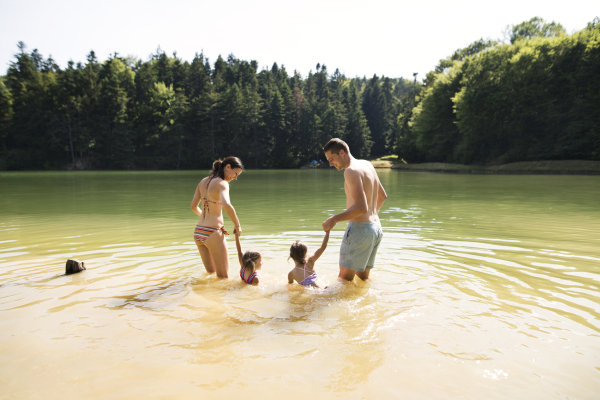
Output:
[0, 170, 599, 399]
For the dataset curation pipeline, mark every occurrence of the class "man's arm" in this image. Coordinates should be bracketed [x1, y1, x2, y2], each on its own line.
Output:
[376, 180, 387, 212]
[322, 169, 367, 231]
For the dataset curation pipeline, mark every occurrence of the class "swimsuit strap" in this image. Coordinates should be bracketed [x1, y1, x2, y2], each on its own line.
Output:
[202, 176, 222, 215]
[240, 267, 257, 284]
[201, 197, 221, 204]
[294, 266, 308, 278]
[248, 272, 257, 284]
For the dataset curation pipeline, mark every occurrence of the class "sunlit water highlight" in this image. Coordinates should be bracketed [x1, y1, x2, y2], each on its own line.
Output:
[1, 170, 599, 399]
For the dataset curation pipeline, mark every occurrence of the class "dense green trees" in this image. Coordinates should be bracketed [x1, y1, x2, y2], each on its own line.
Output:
[1, 46, 412, 169]
[506, 17, 566, 44]
[403, 17, 600, 164]
[1, 16, 598, 170]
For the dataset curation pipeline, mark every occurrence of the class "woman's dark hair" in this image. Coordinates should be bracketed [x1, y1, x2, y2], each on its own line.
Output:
[289, 241, 308, 265]
[210, 156, 244, 179]
[242, 250, 261, 274]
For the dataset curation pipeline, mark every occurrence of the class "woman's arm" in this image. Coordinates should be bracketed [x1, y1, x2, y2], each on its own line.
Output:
[308, 231, 330, 264]
[234, 229, 244, 268]
[190, 183, 203, 217]
[219, 182, 241, 233]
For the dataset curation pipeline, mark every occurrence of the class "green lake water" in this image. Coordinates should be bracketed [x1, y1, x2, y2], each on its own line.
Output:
[1, 170, 599, 399]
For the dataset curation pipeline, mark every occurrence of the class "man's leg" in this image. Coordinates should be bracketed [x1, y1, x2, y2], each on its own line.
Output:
[355, 224, 381, 281]
[339, 266, 357, 281]
[356, 269, 371, 280]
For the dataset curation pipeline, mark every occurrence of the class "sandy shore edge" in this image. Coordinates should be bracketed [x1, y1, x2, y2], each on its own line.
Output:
[370, 160, 600, 175]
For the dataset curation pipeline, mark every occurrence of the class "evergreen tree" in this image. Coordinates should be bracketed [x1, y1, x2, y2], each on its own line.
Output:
[0, 80, 14, 152]
[95, 56, 135, 168]
[362, 75, 390, 156]
[343, 82, 372, 158]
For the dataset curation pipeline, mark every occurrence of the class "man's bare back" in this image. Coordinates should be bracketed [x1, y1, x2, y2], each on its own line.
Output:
[345, 159, 381, 223]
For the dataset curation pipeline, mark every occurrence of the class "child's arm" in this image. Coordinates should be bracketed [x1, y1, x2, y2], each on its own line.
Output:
[234, 229, 244, 268]
[288, 270, 294, 284]
[308, 230, 330, 264]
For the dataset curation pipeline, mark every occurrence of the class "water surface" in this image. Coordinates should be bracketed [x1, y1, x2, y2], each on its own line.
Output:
[1, 170, 599, 399]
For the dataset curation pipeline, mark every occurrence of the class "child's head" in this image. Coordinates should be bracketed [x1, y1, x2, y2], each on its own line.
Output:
[242, 250, 262, 273]
[289, 241, 308, 264]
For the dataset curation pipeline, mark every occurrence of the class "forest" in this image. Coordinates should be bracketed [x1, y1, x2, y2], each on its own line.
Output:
[0, 17, 598, 170]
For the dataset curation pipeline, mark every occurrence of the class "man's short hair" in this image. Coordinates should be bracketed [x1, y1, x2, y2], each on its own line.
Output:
[323, 138, 349, 155]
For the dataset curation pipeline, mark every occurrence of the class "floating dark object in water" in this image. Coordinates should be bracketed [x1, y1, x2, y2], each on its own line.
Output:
[66, 259, 86, 275]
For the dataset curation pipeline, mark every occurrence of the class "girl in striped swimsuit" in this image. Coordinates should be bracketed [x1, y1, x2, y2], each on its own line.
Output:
[234, 229, 262, 285]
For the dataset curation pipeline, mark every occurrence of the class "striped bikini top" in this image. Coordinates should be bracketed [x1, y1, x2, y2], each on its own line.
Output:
[240, 267, 258, 284]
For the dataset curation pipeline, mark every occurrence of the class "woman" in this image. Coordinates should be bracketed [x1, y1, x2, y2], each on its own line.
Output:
[191, 156, 243, 278]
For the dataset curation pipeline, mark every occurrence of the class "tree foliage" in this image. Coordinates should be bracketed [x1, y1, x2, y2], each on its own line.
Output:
[406, 17, 600, 164]
[2, 49, 422, 169]
[2, 17, 598, 170]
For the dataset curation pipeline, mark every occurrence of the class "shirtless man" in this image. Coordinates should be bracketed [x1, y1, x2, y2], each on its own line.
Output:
[322, 138, 387, 281]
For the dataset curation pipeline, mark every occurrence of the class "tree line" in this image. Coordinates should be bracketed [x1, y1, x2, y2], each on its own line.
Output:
[0, 17, 598, 170]
[0, 43, 413, 170]
[398, 17, 600, 164]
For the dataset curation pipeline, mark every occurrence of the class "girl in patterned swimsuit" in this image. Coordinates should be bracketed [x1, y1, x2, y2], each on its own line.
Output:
[234, 229, 262, 285]
[287, 231, 329, 289]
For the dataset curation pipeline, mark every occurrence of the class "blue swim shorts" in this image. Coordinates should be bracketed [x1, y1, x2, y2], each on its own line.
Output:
[339, 221, 383, 272]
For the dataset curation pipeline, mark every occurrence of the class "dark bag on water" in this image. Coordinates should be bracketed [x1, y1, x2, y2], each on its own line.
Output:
[66, 259, 86, 275]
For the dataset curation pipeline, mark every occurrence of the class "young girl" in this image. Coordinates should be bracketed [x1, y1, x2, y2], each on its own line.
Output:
[234, 229, 262, 285]
[288, 231, 329, 289]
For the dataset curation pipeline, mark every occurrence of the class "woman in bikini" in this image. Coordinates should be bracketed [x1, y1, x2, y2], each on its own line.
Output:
[191, 157, 243, 278]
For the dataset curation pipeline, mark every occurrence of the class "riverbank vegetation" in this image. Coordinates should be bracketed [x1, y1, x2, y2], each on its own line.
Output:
[371, 156, 600, 174]
[401, 17, 600, 165]
[0, 17, 598, 170]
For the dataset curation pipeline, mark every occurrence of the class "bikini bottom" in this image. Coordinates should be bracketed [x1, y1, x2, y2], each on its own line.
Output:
[194, 224, 229, 243]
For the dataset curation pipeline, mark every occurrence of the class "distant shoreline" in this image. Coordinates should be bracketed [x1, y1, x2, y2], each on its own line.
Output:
[370, 160, 600, 175]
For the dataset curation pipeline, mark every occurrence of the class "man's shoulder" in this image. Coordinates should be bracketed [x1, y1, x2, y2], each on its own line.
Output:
[345, 159, 375, 174]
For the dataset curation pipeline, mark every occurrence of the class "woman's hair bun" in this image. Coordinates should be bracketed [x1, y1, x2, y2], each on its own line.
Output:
[210, 156, 243, 179]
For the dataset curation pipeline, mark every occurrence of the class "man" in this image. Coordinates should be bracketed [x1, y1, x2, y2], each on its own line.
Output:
[322, 138, 387, 281]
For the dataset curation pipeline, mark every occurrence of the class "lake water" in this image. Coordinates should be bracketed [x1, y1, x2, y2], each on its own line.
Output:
[1, 170, 599, 399]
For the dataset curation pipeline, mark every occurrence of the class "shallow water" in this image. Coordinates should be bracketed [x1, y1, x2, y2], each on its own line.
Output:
[1, 170, 599, 399]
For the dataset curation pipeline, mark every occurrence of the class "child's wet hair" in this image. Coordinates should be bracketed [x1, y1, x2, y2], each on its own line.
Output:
[242, 250, 261, 274]
[289, 241, 308, 264]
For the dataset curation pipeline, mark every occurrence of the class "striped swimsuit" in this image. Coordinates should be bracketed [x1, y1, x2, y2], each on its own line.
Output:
[193, 177, 229, 243]
[240, 267, 258, 284]
[194, 224, 229, 243]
